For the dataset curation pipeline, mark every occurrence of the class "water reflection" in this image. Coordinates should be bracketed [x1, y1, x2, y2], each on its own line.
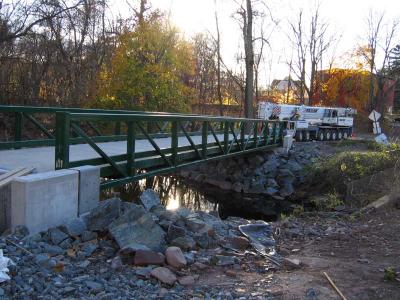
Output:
[101, 176, 218, 212]
[102, 176, 284, 221]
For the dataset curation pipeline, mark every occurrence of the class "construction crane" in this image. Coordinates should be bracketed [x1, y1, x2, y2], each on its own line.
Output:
[258, 102, 357, 141]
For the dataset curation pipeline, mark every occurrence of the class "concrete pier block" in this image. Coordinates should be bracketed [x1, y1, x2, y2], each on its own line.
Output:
[71, 165, 100, 215]
[283, 135, 293, 153]
[0, 169, 10, 233]
[11, 170, 79, 235]
[0, 185, 11, 234]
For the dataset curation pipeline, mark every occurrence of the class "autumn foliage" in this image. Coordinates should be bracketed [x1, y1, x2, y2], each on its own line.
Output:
[314, 68, 376, 112]
[94, 19, 195, 113]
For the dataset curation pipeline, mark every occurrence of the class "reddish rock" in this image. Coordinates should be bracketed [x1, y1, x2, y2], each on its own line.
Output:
[225, 269, 237, 277]
[165, 247, 187, 269]
[223, 236, 250, 251]
[134, 250, 165, 266]
[178, 275, 195, 286]
[150, 267, 177, 285]
[192, 262, 207, 270]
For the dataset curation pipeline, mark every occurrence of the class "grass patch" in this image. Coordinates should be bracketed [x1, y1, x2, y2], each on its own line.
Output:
[306, 142, 400, 196]
[310, 190, 344, 211]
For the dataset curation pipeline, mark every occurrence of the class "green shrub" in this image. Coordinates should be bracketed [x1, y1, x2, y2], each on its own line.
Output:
[307, 145, 400, 195]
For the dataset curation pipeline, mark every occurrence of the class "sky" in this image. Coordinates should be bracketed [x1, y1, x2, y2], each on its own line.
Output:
[113, 0, 400, 87]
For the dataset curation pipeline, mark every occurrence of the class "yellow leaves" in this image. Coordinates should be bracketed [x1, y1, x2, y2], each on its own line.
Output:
[94, 17, 195, 112]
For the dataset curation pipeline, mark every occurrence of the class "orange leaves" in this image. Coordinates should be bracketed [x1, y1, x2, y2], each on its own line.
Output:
[317, 68, 375, 112]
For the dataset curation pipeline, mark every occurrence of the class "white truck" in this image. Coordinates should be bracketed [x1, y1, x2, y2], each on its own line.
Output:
[257, 102, 356, 141]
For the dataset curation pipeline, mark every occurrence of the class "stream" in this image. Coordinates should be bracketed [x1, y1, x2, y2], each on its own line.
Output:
[101, 175, 291, 221]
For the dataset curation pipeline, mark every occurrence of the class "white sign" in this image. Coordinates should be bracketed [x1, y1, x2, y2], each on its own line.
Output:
[375, 133, 389, 145]
[369, 110, 381, 122]
[372, 122, 381, 135]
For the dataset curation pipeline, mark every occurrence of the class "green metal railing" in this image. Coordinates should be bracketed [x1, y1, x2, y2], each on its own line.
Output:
[54, 112, 284, 189]
[0, 105, 210, 150]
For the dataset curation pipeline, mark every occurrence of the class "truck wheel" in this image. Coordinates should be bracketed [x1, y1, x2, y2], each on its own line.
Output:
[338, 130, 343, 140]
[331, 130, 337, 140]
[318, 131, 324, 141]
[305, 131, 310, 141]
[324, 130, 332, 140]
[295, 131, 303, 142]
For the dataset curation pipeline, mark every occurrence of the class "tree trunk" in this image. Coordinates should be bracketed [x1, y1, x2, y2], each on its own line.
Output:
[244, 0, 254, 118]
[215, 5, 223, 116]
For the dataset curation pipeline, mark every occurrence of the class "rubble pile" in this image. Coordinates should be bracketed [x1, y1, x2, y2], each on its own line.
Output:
[0, 190, 278, 299]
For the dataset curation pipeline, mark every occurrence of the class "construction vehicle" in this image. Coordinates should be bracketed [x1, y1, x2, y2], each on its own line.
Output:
[257, 102, 357, 141]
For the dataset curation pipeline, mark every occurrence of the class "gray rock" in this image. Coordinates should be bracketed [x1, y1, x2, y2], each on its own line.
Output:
[62, 218, 87, 237]
[305, 288, 319, 300]
[13, 225, 29, 239]
[42, 244, 64, 256]
[278, 168, 295, 179]
[35, 253, 50, 266]
[286, 160, 303, 172]
[86, 198, 121, 231]
[266, 187, 278, 196]
[195, 232, 216, 249]
[111, 256, 123, 270]
[232, 182, 244, 193]
[185, 215, 206, 231]
[135, 266, 154, 278]
[170, 236, 196, 251]
[175, 207, 191, 218]
[81, 230, 98, 242]
[247, 155, 264, 166]
[81, 241, 98, 257]
[48, 228, 69, 245]
[280, 182, 294, 197]
[109, 213, 166, 252]
[167, 224, 186, 241]
[62, 286, 76, 294]
[85, 281, 103, 292]
[108, 204, 146, 230]
[267, 178, 279, 189]
[77, 260, 91, 268]
[59, 238, 73, 249]
[139, 189, 161, 211]
[214, 255, 236, 266]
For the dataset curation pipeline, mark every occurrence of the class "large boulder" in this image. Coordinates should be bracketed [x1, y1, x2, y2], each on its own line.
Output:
[140, 189, 161, 211]
[108, 212, 166, 252]
[86, 198, 121, 231]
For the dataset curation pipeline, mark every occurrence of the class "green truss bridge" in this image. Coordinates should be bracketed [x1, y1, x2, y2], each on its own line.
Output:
[0, 105, 285, 189]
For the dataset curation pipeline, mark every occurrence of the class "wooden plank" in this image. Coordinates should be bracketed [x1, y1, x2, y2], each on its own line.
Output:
[0, 167, 26, 182]
[0, 167, 35, 188]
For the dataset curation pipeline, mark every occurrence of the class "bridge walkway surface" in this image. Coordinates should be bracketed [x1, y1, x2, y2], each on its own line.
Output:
[0, 134, 228, 173]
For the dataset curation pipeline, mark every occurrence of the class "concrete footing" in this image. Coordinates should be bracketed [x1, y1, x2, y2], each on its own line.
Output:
[11, 170, 79, 235]
[1, 165, 101, 235]
[71, 165, 100, 216]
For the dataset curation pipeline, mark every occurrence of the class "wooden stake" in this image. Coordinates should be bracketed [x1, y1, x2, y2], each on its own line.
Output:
[0, 167, 34, 188]
[323, 272, 348, 300]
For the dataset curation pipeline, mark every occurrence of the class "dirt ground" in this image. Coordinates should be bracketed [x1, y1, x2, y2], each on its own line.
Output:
[275, 207, 400, 300]
[191, 207, 400, 300]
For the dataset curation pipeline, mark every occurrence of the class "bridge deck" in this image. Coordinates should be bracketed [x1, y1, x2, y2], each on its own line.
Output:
[0, 134, 227, 173]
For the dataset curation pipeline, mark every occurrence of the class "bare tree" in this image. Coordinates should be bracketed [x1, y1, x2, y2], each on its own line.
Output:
[287, 3, 334, 105]
[235, 0, 254, 118]
[0, 0, 84, 45]
[214, 0, 223, 115]
[362, 10, 398, 112]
